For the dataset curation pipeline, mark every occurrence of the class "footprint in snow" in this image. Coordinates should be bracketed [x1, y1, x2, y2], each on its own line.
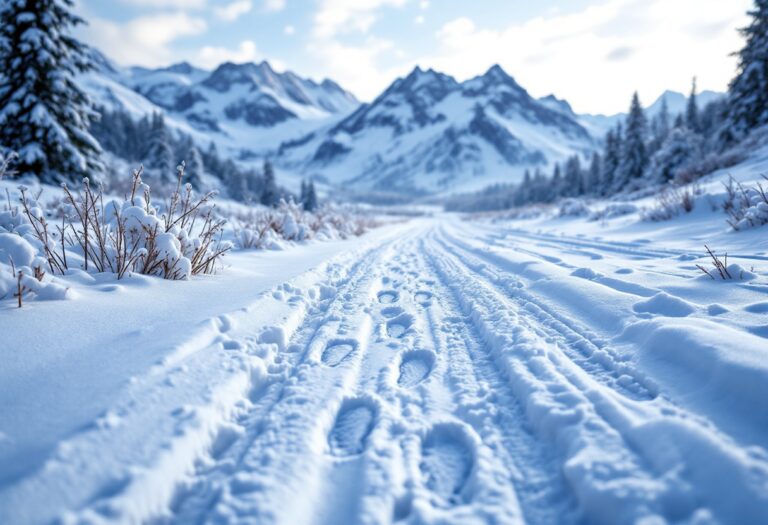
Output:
[328, 398, 377, 457]
[381, 306, 405, 319]
[420, 423, 475, 507]
[321, 340, 357, 367]
[397, 350, 435, 388]
[378, 291, 399, 304]
[414, 291, 433, 305]
[387, 313, 414, 339]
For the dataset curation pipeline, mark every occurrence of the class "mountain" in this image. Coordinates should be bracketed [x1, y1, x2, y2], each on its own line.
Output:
[277, 65, 595, 196]
[81, 51, 360, 157]
[80, 50, 722, 199]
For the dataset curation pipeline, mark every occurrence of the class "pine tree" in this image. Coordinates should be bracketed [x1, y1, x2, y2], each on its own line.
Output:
[304, 181, 318, 212]
[260, 159, 279, 207]
[145, 113, 174, 185]
[532, 169, 547, 203]
[650, 98, 670, 154]
[550, 164, 563, 201]
[725, 0, 768, 140]
[515, 169, 531, 206]
[648, 127, 703, 184]
[600, 124, 621, 195]
[584, 152, 601, 195]
[614, 93, 648, 191]
[186, 146, 204, 190]
[225, 160, 248, 200]
[0, 0, 104, 182]
[300, 180, 308, 206]
[686, 77, 699, 132]
[699, 99, 727, 139]
[562, 156, 583, 197]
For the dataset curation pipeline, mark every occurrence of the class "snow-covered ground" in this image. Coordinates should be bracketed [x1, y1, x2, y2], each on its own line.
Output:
[1, 141, 767, 525]
[2, 178, 768, 523]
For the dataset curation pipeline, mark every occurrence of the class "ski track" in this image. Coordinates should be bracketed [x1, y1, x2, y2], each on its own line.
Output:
[46, 219, 768, 525]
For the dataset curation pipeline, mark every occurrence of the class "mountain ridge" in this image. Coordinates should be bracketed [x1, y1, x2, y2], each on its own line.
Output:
[81, 50, 724, 198]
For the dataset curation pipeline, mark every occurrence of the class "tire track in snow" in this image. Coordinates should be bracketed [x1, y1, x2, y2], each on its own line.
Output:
[422, 229, 671, 523]
[439, 232, 655, 400]
[428, 225, 768, 524]
[415, 239, 579, 525]
[436, 226, 658, 402]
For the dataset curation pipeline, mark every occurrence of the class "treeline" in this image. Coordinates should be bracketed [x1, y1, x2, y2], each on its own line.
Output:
[92, 109, 319, 210]
[520, 86, 726, 204]
[448, 87, 729, 212]
[448, 1, 768, 212]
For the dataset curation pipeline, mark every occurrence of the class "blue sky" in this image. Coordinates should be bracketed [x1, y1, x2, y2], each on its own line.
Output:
[76, 0, 752, 114]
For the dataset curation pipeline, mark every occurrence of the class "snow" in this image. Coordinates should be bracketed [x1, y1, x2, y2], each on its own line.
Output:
[2, 145, 768, 524]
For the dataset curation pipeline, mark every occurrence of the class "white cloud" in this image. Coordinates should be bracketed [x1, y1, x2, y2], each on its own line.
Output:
[415, 15, 424, 25]
[196, 40, 261, 68]
[422, 0, 751, 114]
[83, 13, 207, 66]
[313, 0, 409, 38]
[265, 0, 286, 12]
[284, 25, 296, 35]
[419, 0, 429, 9]
[306, 36, 408, 100]
[121, 0, 206, 8]
[215, 0, 252, 21]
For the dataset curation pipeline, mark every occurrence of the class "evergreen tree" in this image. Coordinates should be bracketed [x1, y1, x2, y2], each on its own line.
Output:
[186, 146, 204, 190]
[532, 169, 547, 203]
[562, 156, 583, 197]
[0, 0, 104, 182]
[600, 124, 621, 195]
[686, 77, 699, 132]
[725, 0, 768, 140]
[245, 168, 263, 199]
[145, 113, 174, 185]
[650, 98, 671, 154]
[300, 180, 308, 205]
[304, 181, 318, 212]
[648, 127, 703, 183]
[614, 93, 648, 191]
[225, 159, 249, 200]
[550, 164, 563, 201]
[260, 159, 279, 207]
[699, 99, 728, 139]
[584, 152, 601, 195]
[515, 169, 532, 206]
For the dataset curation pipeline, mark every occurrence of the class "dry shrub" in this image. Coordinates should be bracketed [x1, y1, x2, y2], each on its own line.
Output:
[644, 183, 700, 222]
[19, 164, 230, 280]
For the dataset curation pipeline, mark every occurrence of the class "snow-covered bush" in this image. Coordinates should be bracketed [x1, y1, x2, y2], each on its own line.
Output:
[230, 200, 377, 250]
[588, 202, 638, 222]
[643, 183, 700, 222]
[723, 175, 768, 230]
[557, 198, 590, 217]
[18, 164, 230, 280]
[0, 179, 70, 305]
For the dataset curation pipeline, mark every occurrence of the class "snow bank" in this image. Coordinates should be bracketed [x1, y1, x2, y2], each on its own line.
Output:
[633, 292, 696, 317]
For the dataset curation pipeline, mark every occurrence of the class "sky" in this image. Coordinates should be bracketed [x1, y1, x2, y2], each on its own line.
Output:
[76, 0, 753, 115]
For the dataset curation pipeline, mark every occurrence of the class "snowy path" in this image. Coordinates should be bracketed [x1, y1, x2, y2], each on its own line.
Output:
[3, 217, 768, 524]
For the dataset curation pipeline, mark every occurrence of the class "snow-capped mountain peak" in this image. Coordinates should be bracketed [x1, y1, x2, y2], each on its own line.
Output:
[277, 64, 595, 197]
